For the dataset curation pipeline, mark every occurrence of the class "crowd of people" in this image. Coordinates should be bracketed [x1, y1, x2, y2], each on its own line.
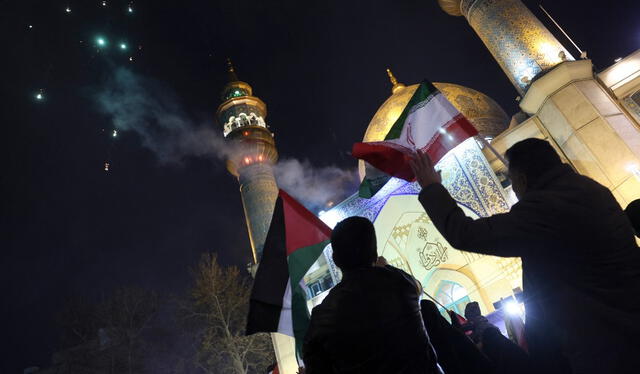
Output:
[302, 139, 640, 374]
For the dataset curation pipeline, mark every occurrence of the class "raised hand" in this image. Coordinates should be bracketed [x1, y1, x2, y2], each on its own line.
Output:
[410, 150, 442, 188]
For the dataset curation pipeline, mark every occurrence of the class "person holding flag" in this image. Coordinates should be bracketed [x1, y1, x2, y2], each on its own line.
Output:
[354, 77, 640, 373]
[246, 189, 333, 360]
[246, 191, 439, 373]
[410, 139, 640, 374]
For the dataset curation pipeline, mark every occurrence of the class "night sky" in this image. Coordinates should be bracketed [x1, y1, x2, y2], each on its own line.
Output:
[3, 0, 639, 371]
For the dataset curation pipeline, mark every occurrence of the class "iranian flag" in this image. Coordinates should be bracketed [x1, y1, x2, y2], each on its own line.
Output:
[246, 189, 332, 355]
[353, 80, 478, 181]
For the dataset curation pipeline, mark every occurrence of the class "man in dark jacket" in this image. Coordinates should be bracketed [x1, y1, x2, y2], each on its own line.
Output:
[410, 138, 640, 374]
[460, 302, 494, 345]
[302, 216, 439, 374]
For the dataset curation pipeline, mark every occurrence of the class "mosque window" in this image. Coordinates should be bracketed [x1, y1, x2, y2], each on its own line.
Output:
[632, 90, 640, 106]
[226, 88, 248, 99]
[305, 274, 333, 298]
[435, 280, 471, 319]
[623, 90, 640, 120]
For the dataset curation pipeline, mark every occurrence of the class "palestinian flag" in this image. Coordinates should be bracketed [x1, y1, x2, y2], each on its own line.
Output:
[358, 161, 391, 198]
[246, 189, 332, 356]
[352, 80, 478, 181]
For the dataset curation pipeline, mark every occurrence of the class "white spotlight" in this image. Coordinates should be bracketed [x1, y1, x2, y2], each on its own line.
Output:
[504, 301, 522, 316]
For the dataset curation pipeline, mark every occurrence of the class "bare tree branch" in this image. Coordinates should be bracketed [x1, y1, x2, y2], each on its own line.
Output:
[179, 253, 274, 374]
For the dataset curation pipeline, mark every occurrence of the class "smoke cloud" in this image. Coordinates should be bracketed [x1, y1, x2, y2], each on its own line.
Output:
[274, 159, 359, 212]
[96, 67, 359, 211]
[96, 68, 235, 164]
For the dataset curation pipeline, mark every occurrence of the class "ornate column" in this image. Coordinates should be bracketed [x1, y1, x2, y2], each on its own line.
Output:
[438, 0, 574, 94]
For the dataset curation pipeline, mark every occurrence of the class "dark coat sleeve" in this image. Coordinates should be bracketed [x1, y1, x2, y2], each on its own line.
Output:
[418, 183, 546, 257]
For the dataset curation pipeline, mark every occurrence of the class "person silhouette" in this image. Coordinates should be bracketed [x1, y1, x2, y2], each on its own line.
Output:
[302, 216, 439, 374]
[411, 138, 640, 374]
[625, 199, 640, 237]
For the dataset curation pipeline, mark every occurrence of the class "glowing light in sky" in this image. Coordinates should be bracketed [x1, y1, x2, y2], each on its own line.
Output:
[28, 25, 33, 29]
[128, 5, 133, 13]
[129, 56, 133, 62]
[119, 43, 127, 50]
[104, 162, 110, 171]
[35, 92, 43, 100]
[102, 1, 107, 6]
[112, 129, 118, 137]
[65, 7, 71, 13]
[96, 37, 107, 47]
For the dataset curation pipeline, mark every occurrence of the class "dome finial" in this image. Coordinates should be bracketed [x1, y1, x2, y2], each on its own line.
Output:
[386, 68, 398, 85]
[226, 57, 239, 82]
[386, 68, 406, 94]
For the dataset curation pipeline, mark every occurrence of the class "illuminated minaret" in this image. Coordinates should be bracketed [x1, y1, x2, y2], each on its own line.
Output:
[438, 0, 574, 94]
[217, 60, 279, 263]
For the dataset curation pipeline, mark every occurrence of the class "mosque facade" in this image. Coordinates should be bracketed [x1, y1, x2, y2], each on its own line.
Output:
[218, 0, 640, 372]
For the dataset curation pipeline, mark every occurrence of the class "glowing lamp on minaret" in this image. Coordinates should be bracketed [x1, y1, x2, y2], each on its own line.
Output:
[437, 0, 574, 94]
[216, 59, 278, 263]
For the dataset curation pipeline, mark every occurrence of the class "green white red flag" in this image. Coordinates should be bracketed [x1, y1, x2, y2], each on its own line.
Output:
[246, 189, 331, 355]
[352, 80, 478, 181]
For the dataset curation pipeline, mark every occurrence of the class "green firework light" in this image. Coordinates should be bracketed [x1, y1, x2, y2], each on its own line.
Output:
[96, 37, 107, 47]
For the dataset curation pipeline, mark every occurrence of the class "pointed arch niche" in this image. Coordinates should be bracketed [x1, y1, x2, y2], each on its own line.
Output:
[423, 267, 493, 316]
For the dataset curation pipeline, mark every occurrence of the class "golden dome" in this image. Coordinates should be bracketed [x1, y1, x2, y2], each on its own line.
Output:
[437, 0, 463, 16]
[359, 73, 509, 178]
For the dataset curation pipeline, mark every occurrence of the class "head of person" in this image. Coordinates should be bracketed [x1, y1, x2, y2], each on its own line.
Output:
[331, 216, 377, 272]
[505, 138, 562, 199]
[625, 199, 640, 237]
[464, 301, 482, 319]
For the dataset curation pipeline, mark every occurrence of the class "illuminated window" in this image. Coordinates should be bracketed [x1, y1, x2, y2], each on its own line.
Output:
[435, 280, 471, 319]
[631, 90, 640, 107]
[226, 88, 247, 99]
[623, 90, 640, 121]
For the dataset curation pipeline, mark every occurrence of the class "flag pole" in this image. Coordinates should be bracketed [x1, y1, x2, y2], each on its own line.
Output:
[422, 289, 449, 310]
[476, 136, 508, 168]
[539, 4, 583, 57]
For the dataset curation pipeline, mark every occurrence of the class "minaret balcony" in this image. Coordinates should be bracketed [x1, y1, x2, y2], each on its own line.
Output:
[223, 112, 268, 137]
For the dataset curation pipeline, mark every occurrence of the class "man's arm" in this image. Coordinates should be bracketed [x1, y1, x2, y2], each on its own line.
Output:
[410, 150, 538, 257]
[418, 183, 529, 257]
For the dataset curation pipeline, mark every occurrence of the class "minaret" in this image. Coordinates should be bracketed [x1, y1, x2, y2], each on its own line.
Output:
[437, 0, 573, 94]
[217, 60, 279, 263]
[437, 0, 640, 207]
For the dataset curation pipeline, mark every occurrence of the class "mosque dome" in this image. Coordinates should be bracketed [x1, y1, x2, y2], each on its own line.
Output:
[359, 70, 509, 178]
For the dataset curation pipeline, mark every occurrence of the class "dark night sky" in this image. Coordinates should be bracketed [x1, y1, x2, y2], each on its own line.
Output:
[2, 0, 638, 371]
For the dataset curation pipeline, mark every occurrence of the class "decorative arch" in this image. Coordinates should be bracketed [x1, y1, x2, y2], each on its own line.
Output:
[423, 268, 491, 315]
